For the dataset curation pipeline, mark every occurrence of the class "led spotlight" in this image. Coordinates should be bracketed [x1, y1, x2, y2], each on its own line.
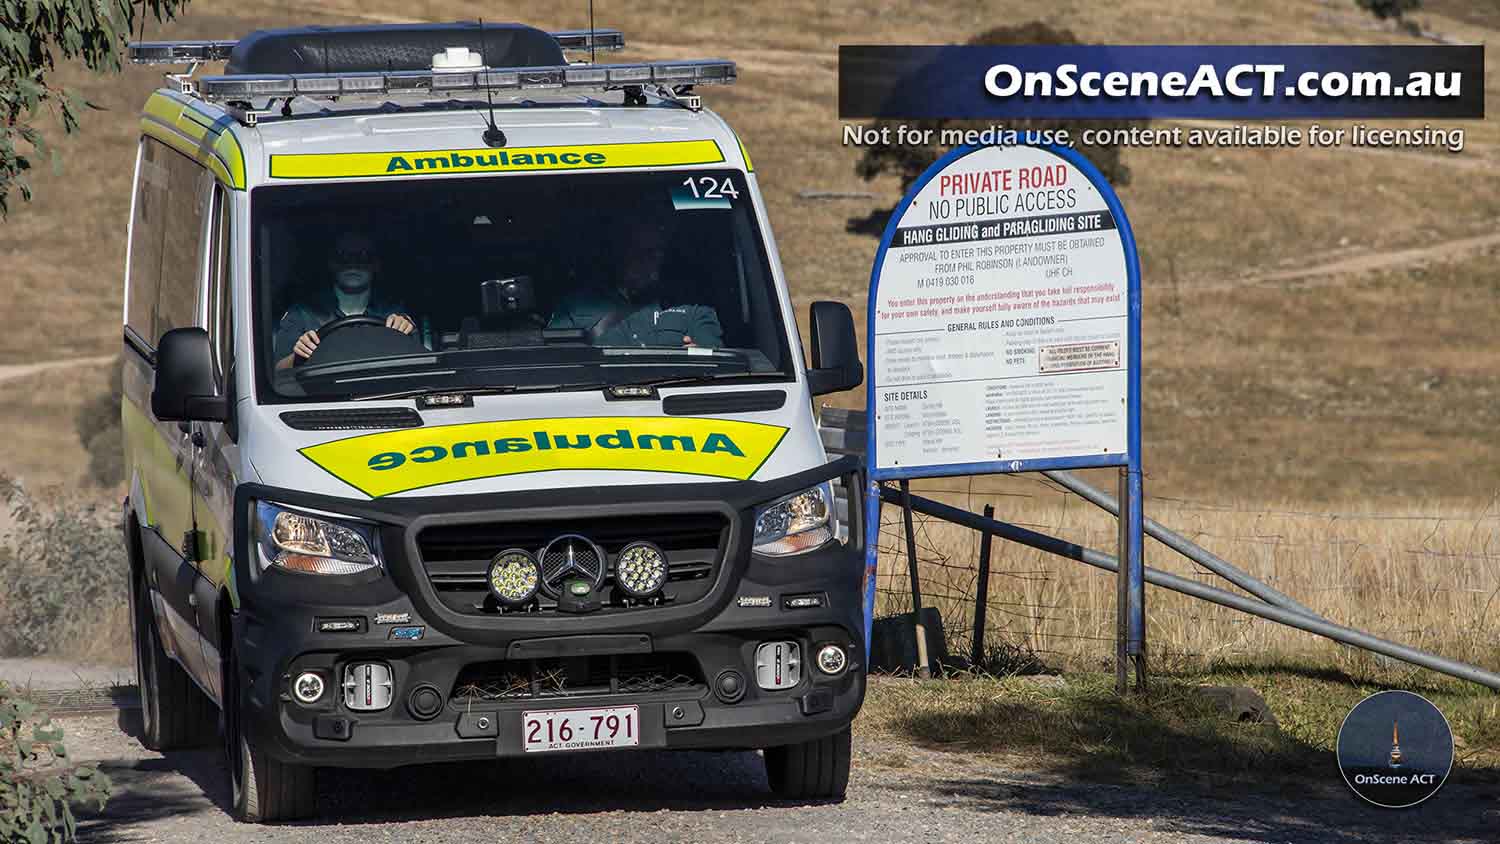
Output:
[487, 548, 540, 607]
[816, 644, 847, 675]
[614, 541, 669, 599]
[292, 671, 325, 704]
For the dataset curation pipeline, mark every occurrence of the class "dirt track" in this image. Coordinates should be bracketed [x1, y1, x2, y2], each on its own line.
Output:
[36, 705, 1493, 844]
[0, 354, 114, 386]
[1198, 229, 1500, 291]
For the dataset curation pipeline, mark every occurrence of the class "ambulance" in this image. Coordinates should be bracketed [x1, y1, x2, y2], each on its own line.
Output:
[121, 22, 865, 822]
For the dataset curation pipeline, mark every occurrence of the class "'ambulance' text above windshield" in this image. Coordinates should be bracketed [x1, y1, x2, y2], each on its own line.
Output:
[269, 140, 726, 179]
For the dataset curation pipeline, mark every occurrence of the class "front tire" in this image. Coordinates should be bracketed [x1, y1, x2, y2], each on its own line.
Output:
[223, 643, 316, 822]
[131, 568, 215, 750]
[763, 726, 852, 801]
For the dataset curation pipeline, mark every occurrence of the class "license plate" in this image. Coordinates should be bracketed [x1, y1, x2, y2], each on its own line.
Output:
[522, 705, 639, 753]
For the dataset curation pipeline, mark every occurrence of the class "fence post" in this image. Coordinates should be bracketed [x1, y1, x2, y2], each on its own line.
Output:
[971, 503, 995, 669]
[899, 480, 932, 679]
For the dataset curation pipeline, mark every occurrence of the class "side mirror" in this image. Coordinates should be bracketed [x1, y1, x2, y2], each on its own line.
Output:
[806, 301, 863, 396]
[152, 327, 228, 423]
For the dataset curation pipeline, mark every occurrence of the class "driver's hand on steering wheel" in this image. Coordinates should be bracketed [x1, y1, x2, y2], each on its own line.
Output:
[292, 329, 320, 360]
[296, 316, 410, 359]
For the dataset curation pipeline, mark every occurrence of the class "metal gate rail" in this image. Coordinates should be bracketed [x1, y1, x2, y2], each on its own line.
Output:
[823, 407, 1500, 691]
[876, 485, 1500, 691]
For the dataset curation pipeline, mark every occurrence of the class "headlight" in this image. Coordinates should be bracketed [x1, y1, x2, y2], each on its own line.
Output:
[255, 501, 381, 575]
[753, 482, 837, 556]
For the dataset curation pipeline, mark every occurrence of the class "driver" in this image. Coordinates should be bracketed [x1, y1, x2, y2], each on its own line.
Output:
[548, 217, 723, 348]
[274, 231, 417, 369]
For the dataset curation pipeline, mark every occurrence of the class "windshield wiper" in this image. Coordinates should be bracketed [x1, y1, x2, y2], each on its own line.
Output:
[610, 372, 778, 391]
[353, 384, 577, 401]
[355, 372, 776, 402]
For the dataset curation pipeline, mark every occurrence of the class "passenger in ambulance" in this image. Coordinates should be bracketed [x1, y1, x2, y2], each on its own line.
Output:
[273, 231, 418, 369]
[547, 216, 724, 349]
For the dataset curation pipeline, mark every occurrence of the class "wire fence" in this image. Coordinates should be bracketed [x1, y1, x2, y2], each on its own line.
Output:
[870, 472, 1500, 673]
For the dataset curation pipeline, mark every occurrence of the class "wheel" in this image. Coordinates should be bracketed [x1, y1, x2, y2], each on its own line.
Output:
[131, 568, 216, 750]
[763, 726, 852, 801]
[223, 643, 316, 822]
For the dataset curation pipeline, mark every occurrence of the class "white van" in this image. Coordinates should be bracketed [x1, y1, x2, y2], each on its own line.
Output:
[121, 22, 865, 822]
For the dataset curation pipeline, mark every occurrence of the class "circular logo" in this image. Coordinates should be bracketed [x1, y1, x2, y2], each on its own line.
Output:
[537, 534, 606, 597]
[1336, 690, 1453, 808]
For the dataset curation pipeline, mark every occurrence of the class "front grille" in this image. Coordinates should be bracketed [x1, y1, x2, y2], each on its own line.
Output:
[416, 513, 727, 615]
[451, 653, 704, 702]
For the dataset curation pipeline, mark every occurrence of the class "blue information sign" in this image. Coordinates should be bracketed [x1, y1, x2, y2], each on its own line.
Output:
[861, 142, 1144, 669]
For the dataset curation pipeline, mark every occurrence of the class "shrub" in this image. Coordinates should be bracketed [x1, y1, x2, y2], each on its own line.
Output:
[0, 683, 111, 843]
[73, 360, 123, 488]
[0, 479, 126, 658]
[1357, 0, 1420, 20]
[853, 22, 1141, 199]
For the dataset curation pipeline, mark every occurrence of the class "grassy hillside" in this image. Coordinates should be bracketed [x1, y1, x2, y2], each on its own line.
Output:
[1, 0, 1497, 508]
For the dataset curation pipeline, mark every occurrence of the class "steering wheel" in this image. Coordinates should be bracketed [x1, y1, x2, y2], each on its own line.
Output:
[293, 315, 399, 367]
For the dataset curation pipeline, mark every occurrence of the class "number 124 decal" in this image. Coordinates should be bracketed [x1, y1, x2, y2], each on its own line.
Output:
[681, 175, 739, 200]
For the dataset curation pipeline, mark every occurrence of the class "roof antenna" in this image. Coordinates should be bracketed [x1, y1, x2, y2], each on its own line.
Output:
[478, 18, 507, 147]
[589, 0, 597, 64]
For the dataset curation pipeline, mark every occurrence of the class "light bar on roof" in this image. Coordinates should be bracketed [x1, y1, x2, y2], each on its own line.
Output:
[129, 30, 624, 66]
[129, 40, 238, 64]
[195, 60, 736, 101]
[551, 29, 625, 52]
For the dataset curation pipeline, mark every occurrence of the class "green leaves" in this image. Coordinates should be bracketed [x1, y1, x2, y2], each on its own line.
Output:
[0, 681, 112, 843]
[0, 0, 190, 217]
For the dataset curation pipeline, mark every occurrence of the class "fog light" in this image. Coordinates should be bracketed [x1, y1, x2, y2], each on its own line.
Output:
[615, 541, 668, 599]
[488, 548, 540, 607]
[816, 644, 847, 675]
[292, 671, 325, 704]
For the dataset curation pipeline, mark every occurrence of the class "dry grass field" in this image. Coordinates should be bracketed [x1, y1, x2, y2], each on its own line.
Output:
[873, 475, 1500, 672]
[1, 0, 1498, 684]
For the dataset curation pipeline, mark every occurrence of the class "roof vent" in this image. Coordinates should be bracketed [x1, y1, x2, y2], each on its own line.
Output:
[433, 47, 484, 71]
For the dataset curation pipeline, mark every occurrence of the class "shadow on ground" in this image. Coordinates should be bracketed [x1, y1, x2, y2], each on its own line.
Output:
[81, 741, 779, 840]
[885, 773, 1497, 844]
[881, 678, 1325, 783]
[869, 675, 1500, 844]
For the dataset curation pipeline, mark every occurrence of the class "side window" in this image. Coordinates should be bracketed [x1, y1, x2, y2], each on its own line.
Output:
[209, 186, 234, 385]
[155, 151, 212, 335]
[125, 139, 169, 343]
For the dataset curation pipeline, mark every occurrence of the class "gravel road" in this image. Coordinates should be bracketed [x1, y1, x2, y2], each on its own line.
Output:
[43, 708, 1493, 844]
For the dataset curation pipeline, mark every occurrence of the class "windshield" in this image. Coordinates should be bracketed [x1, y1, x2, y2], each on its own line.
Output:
[251, 169, 792, 403]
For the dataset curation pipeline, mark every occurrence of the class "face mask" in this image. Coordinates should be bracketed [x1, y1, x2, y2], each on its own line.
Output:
[335, 268, 372, 292]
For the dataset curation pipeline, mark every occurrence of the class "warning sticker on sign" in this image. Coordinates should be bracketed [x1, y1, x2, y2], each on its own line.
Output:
[1039, 341, 1120, 374]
